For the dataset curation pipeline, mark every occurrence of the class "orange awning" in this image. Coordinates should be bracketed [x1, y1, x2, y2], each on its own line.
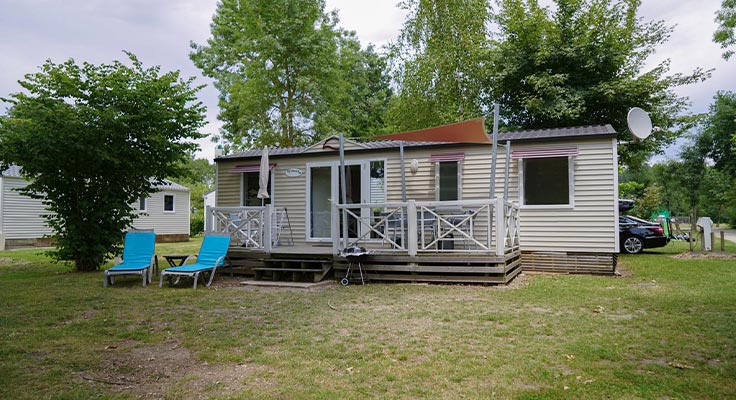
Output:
[373, 118, 491, 144]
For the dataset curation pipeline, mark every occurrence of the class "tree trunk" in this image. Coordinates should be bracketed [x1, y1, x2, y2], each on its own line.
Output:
[689, 206, 696, 252]
[75, 256, 99, 272]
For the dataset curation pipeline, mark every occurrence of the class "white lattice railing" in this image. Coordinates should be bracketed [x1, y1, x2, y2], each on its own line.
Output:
[333, 198, 520, 256]
[205, 206, 294, 250]
[206, 206, 270, 250]
[503, 200, 521, 252]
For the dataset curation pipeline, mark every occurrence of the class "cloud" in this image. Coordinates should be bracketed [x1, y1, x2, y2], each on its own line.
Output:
[1, 0, 733, 161]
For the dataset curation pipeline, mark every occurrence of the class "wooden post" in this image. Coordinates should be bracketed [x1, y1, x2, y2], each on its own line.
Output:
[331, 200, 340, 255]
[503, 141, 511, 200]
[204, 205, 211, 233]
[711, 232, 716, 252]
[263, 205, 272, 252]
[689, 208, 696, 252]
[487, 201, 492, 250]
[407, 200, 417, 257]
[495, 197, 506, 256]
[721, 231, 725, 252]
[490, 103, 499, 200]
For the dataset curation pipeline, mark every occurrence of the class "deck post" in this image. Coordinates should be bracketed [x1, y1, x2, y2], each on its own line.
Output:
[490, 103, 499, 200]
[400, 141, 407, 202]
[407, 200, 418, 257]
[503, 141, 511, 200]
[487, 200, 492, 251]
[264, 205, 272, 252]
[331, 200, 340, 255]
[495, 197, 506, 256]
[204, 205, 211, 232]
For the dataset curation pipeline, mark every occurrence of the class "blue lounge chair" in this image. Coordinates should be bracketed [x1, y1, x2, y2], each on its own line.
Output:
[160, 234, 231, 289]
[104, 230, 157, 287]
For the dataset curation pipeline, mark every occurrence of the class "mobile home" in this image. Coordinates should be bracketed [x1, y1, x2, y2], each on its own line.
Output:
[0, 166, 191, 249]
[209, 120, 619, 283]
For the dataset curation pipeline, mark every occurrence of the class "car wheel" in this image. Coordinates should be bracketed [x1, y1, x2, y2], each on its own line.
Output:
[622, 236, 644, 254]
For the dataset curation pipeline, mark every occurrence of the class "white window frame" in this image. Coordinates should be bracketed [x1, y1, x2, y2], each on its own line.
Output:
[163, 193, 176, 213]
[434, 160, 463, 202]
[368, 159, 388, 205]
[518, 156, 575, 209]
[138, 196, 147, 212]
[240, 170, 275, 206]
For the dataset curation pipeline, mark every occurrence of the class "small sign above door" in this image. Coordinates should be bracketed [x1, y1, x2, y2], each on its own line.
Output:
[285, 168, 303, 177]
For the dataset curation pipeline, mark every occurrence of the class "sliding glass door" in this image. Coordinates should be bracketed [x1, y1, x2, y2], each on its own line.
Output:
[307, 160, 385, 241]
[309, 165, 333, 239]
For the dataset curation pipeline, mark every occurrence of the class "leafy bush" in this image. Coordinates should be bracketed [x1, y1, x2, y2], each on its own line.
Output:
[190, 214, 204, 237]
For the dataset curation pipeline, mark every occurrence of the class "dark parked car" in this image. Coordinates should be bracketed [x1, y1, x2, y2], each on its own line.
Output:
[619, 215, 669, 254]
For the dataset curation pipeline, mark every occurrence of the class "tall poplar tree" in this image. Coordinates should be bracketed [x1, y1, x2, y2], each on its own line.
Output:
[714, 0, 736, 60]
[387, 0, 493, 131]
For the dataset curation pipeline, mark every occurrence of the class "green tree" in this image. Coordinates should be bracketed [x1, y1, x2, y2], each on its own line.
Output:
[0, 54, 205, 271]
[191, 0, 390, 150]
[387, 0, 493, 131]
[699, 167, 733, 225]
[678, 142, 707, 248]
[650, 161, 688, 215]
[171, 155, 216, 236]
[714, 0, 736, 60]
[618, 180, 645, 200]
[313, 38, 393, 138]
[175, 156, 215, 189]
[633, 184, 663, 220]
[493, 0, 709, 167]
[700, 91, 736, 174]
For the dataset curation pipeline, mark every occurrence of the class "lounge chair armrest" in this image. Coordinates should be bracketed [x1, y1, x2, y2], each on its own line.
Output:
[183, 254, 198, 265]
[213, 255, 227, 267]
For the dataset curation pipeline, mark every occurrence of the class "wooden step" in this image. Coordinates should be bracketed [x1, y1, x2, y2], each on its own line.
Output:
[254, 267, 325, 273]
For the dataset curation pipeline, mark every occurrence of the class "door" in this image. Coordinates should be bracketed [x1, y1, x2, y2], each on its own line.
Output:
[309, 165, 333, 239]
[307, 161, 373, 240]
[341, 164, 363, 239]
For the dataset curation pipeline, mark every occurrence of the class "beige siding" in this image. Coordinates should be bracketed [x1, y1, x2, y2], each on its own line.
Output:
[514, 139, 617, 252]
[216, 137, 617, 252]
[0, 177, 53, 239]
[131, 190, 190, 235]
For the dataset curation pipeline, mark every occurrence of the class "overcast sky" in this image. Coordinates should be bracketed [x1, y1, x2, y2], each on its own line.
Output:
[0, 0, 732, 162]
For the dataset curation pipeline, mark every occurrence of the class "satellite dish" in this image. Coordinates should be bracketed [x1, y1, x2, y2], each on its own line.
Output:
[627, 107, 653, 140]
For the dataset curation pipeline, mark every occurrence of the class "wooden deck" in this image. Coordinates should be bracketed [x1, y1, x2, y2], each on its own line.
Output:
[226, 246, 522, 285]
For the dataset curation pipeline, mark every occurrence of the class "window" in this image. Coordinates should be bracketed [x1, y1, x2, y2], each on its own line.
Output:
[521, 157, 572, 206]
[139, 197, 147, 211]
[163, 194, 175, 212]
[242, 171, 272, 206]
[369, 160, 385, 204]
[436, 161, 461, 201]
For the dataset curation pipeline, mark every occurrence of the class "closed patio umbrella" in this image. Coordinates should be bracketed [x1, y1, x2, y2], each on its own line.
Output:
[257, 146, 269, 205]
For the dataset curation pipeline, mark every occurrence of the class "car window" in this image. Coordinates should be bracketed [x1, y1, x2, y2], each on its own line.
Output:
[627, 216, 655, 225]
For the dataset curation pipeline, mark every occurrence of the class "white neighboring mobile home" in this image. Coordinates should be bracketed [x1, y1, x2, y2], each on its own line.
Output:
[130, 180, 191, 242]
[0, 165, 53, 249]
[0, 166, 191, 249]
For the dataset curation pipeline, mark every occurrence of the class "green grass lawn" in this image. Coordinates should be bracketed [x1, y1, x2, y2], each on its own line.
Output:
[1, 238, 735, 399]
